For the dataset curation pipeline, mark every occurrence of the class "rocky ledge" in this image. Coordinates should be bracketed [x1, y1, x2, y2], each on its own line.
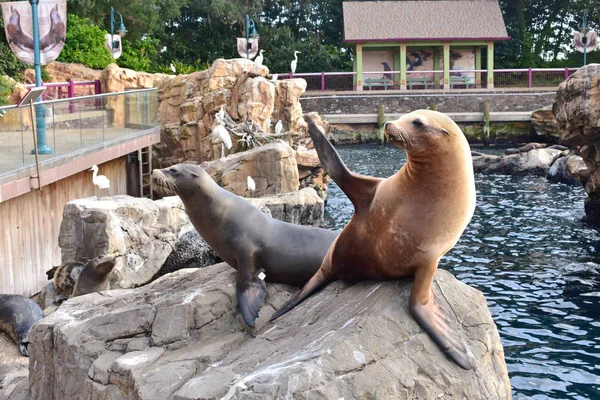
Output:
[28, 263, 510, 400]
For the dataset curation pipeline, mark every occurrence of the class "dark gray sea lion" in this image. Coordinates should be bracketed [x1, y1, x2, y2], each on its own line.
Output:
[505, 142, 547, 155]
[271, 111, 476, 369]
[72, 255, 119, 297]
[0, 295, 44, 356]
[152, 164, 339, 327]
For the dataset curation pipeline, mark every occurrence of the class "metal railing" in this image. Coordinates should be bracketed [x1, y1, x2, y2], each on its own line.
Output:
[25, 79, 101, 103]
[280, 68, 579, 91]
[0, 88, 158, 178]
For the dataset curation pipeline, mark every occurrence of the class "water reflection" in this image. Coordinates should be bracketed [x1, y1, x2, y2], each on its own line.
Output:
[323, 144, 600, 399]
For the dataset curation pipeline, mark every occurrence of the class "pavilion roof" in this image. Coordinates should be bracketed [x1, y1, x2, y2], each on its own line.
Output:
[342, 1, 509, 42]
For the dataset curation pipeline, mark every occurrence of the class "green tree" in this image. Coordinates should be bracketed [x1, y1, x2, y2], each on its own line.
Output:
[57, 14, 113, 69]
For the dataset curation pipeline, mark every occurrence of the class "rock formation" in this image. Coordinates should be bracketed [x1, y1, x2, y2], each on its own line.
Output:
[472, 148, 564, 176]
[547, 154, 588, 185]
[553, 64, 600, 223]
[28, 263, 511, 400]
[531, 105, 560, 141]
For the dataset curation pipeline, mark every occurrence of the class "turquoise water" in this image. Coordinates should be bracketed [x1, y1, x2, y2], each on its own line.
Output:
[323, 144, 600, 399]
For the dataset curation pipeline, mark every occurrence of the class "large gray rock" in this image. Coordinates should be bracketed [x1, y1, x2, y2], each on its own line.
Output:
[0, 333, 30, 400]
[531, 105, 560, 141]
[473, 148, 563, 176]
[247, 187, 325, 226]
[546, 154, 588, 185]
[201, 140, 300, 198]
[28, 263, 511, 400]
[58, 196, 190, 289]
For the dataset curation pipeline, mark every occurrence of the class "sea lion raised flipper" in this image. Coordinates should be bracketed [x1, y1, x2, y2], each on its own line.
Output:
[304, 115, 382, 209]
[409, 263, 472, 370]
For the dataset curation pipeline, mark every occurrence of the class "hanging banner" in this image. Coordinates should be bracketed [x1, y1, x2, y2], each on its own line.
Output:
[1, 0, 67, 65]
[574, 31, 598, 53]
[236, 37, 259, 59]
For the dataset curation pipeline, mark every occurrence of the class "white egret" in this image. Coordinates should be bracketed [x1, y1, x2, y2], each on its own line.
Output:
[212, 124, 232, 159]
[247, 176, 256, 197]
[216, 105, 225, 124]
[89, 165, 111, 198]
[170, 63, 176, 74]
[269, 74, 278, 83]
[265, 118, 271, 132]
[254, 49, 265, 69]
[290, 51, 301, 74]
[275, 120, 283, 135]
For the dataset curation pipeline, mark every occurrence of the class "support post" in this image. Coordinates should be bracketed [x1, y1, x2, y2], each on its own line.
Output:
[482, 101, 490, 147]
[377, 104, 385, 145]
[68, 79, 75, 113]
[393, 47, 401, 88]
[29, 0, 52, 154]
[433, 47, 440, 89]
[475, 47, 482, 87]
[528, 68, 533, 88]
[400, 43, 407, 90]
[486, 41, 494, 89]
[443, 43, 450, 90]
[356, 43, 363, 91]
[564, 68, 569, 80]
[321, 72, 325, 91]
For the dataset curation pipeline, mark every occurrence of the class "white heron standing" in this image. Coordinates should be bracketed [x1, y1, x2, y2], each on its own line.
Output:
[275, 120, 283, 135]
[170, 63, 176, 74]
[290, 51, 301, 75]
[269, 74, 278, 83]
[254, 50, 265, 69]
[216, 105, 225, 124]
[89, 165, 111, 198]
[212, 124, 232, 159]
[265, 118, 271, 133]
[247, 176, 256, 197]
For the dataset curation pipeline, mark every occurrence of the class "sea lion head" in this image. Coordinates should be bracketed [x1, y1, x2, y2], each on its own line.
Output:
[384, 110, 468, 157]
[152, 163, 213, 198]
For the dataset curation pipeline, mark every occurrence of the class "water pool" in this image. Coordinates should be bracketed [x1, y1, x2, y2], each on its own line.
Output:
[323, 144, 600, 399]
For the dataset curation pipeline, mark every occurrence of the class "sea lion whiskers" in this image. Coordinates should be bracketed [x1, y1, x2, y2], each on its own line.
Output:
[384, 123, 414, 148]
[152, 169, 179, 194]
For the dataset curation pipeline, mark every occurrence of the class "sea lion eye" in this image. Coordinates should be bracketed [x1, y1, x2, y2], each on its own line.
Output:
[169, 168, 177, 173]
[412, 119, 424, 129]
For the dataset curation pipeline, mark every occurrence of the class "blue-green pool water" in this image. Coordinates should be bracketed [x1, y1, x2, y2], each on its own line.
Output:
[323, 144, 600, 399]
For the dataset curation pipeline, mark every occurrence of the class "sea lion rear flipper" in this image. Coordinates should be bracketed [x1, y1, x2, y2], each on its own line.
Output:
[304, 115, 382, 210]
[270, 267, 331, 321]
[237, 275, 266, 327]
[409, 267, 473, 370]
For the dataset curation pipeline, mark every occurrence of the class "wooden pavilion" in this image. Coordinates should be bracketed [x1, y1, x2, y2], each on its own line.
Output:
[343, 0, 509, 90]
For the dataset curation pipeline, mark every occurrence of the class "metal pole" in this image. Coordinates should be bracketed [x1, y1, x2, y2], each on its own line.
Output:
[30, 0, 52, 154]
[110, 7, 115, 51]
[245, 15, 249, 59]
[29, 100, 42, 189]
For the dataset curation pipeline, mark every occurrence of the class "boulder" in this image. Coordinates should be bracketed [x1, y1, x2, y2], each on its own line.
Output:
[473, 148, 563, 176]
[201, 140, 299, 197]
[0, 333, 29, 400]
[296, 146, 330, 200]
[29, 263, 511, 400]
[546, 154, 588, 185]
[530, 105, 560, 141]
[57, 195, 190, 290]
[272, 79, 307, 133]
[553, 64, 600, 223]
[247, 187, 325, 226]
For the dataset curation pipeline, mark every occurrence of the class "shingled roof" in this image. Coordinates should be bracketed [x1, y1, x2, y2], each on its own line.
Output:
[343, 1, 509, 42]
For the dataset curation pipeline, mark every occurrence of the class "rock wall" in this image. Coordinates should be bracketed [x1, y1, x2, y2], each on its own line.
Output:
[154, 59, 306, 166]
[29, 263, 511, 400]
[553, 64, 600, 223]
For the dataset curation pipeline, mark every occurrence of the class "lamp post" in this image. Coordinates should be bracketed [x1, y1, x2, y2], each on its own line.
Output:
[580, 11, 589, 66]
[29, 0, 52, 154]
[245, 15, 258, 59]
[110, 7, 127, 53]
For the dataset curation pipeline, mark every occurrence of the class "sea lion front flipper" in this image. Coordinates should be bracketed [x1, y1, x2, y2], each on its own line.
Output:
[270, 266, 332, 322]
[409, 266, 473, 370]
[304, 115, 382, 210]
[236, 255, 267, 327]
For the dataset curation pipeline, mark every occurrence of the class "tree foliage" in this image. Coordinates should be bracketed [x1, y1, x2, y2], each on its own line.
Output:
[57, 15, 114, 69]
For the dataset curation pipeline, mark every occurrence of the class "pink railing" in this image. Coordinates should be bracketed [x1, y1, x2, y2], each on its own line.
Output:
[282, 68, 579, 91]
[26, 79, 101, 113]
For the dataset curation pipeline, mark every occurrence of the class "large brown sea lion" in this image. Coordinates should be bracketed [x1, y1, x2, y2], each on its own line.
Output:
[271, 110, 477, 369]
[152, 164, 339, 327]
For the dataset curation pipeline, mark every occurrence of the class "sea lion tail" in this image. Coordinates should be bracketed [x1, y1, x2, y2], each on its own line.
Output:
[269, 268, 331, 322]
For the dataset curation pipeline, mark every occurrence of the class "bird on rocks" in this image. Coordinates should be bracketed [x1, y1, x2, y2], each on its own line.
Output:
[275, 120, 283, 135]
[212, 124, 232, 159]
[290, 51, 301, 75]
[90, 165, 111, 198]
[247, 176, 256, 197]
[265, 118, 271, 132]
[170, 62, 176, 74]
[269, 74, 278, 83]
[254, 49, 265, 69]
